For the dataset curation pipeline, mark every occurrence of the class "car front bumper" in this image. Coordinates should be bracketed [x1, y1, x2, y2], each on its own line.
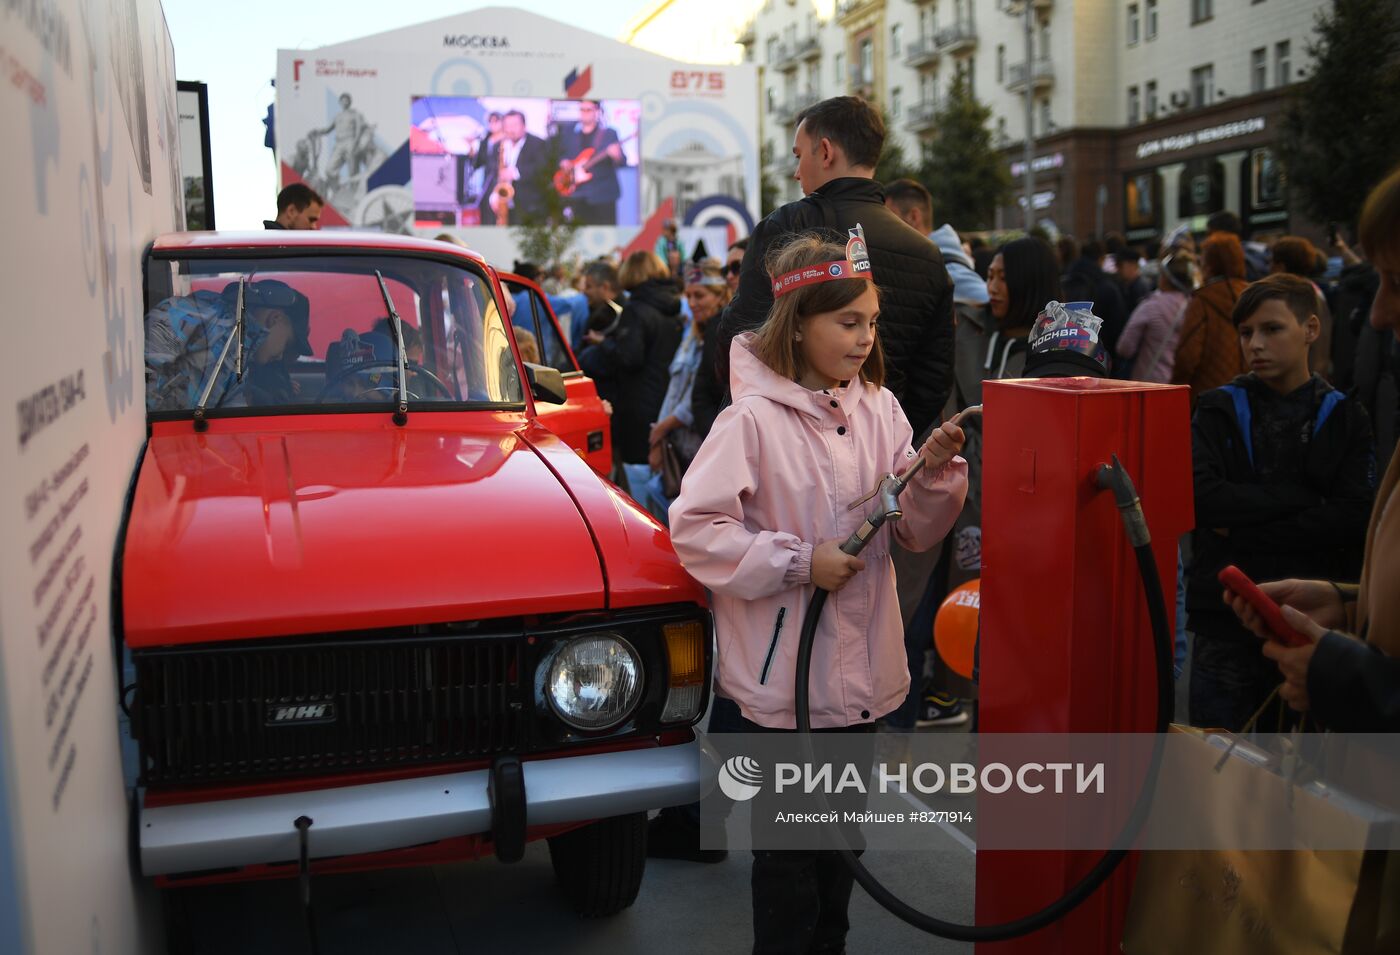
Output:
[141, 738, 714, 877]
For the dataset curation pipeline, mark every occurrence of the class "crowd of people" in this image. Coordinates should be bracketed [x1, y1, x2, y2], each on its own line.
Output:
[264, 99, 1400, 951]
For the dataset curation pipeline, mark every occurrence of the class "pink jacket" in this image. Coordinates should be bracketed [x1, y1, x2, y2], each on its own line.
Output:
[669, 334, 968, 729]
[1117, 289, 1187, 384]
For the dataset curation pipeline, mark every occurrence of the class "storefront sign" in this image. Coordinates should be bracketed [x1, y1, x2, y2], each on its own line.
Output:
[1010, 152, 1065, 177]
[1133, 117, 1266, 160]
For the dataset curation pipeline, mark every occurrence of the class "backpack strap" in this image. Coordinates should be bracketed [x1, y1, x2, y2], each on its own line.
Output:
[1315, 388, 1345, 433]
[1221, 384, 1255, 471]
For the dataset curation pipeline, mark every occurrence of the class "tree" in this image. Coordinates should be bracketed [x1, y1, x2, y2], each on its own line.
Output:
[874, 109, 914, 185]
[510, 144, 579, 267]
[917, 73, 1011, 231]
[760, 141, 781, 218]
[1279, 0, 1400, 232]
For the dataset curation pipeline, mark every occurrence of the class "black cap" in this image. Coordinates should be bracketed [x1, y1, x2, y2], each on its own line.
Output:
[224, 279, 313, 357]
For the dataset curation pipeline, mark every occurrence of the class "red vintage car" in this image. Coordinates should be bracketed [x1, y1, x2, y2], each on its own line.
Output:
[125, 231, 711, 922]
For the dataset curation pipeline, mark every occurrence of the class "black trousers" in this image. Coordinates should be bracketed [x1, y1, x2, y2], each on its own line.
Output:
[741, 714, 876, 955]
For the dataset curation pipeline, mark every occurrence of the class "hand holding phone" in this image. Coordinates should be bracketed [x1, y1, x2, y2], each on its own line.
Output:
[1218, 565, 1310, 648]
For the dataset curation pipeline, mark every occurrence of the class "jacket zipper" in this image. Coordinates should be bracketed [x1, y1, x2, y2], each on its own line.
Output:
[759, 608, 787, 685]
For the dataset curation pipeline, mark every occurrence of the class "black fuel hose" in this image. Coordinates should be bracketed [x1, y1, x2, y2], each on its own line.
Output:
[793, 454, 1173, 942]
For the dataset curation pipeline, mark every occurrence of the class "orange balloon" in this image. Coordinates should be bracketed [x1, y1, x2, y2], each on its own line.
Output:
[934, 579, 980, 680]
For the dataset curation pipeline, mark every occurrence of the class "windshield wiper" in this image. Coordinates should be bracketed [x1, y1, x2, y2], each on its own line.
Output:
[374, 270, 409, 426]
[193, 275, 246, 432]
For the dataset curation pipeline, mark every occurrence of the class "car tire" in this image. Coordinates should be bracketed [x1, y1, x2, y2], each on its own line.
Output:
[546, 812, 647, 917]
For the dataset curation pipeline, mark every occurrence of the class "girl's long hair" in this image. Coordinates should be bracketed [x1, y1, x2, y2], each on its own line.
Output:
[997, 237, 1061, 333]
[751, 233, 885, 387]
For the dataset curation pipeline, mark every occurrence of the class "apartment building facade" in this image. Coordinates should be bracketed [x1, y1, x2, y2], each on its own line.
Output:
[734, 0, 1329, 243]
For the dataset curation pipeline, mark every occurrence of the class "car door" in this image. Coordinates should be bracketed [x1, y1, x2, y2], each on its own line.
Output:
[500, 274, 611, 476]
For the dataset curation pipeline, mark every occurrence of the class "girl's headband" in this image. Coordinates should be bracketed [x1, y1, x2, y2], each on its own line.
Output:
[771, 225, 873, 299]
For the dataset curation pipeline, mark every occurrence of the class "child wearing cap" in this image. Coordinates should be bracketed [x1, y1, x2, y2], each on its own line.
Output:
[668, 230, 968, 953]
[1187, 273, 1375, 732]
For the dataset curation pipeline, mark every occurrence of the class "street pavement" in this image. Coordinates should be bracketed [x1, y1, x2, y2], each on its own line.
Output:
[175, 814, 975, 954]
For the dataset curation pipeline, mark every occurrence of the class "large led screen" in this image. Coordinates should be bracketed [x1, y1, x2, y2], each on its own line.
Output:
[410, 96, 642, 228]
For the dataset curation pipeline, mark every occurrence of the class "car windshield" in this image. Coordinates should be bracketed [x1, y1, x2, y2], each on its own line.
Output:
[143, 253, 523, 417]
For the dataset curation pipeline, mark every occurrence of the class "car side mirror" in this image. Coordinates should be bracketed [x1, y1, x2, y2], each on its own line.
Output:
[523, 362, 568, 405]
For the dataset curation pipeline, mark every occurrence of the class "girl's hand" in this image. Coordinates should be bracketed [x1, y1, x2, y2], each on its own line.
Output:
[812, 539, 865, 592]
[919, 421, 965, 471]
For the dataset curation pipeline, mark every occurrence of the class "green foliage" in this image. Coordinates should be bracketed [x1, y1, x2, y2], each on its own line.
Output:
[874, 109, 913, 185]
[510, 142, 579, 268]
[916, 73, 1011, 231]
[760, 141, 781, 217]
[1279, 0, 1400, 232]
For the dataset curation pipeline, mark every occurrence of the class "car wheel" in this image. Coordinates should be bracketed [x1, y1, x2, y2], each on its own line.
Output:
[546, 812, 647, 917]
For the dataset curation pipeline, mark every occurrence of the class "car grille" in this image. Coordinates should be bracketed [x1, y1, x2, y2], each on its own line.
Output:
[133, 633, 525, 786]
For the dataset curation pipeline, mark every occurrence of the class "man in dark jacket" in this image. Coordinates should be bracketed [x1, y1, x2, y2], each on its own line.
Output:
[1060, 239, 1128, 358]
[696, 96, 954, 443]
[1187, 275, 1376, 732]
[577, 261, 683, 490]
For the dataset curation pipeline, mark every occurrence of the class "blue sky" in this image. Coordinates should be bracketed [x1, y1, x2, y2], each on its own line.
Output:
[162, 0, 645, 229]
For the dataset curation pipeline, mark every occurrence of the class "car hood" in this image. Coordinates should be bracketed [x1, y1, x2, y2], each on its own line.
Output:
[122, 417, 606, 647]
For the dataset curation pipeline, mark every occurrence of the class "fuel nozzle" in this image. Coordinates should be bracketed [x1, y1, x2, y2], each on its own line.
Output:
[839, 405, 981, 557]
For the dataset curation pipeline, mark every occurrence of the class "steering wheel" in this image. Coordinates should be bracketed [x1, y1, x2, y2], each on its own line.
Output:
[316, 360, 457, 403]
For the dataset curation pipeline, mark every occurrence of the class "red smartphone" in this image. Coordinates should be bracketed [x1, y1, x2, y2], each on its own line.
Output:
[1217, 565, 1309, 648]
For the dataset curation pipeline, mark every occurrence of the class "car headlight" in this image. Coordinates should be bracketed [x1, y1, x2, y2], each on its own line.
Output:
[545, 634, 643, 730]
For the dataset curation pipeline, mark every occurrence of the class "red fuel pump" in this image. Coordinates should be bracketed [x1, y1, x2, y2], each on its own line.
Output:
[976, 377, 1194, 953]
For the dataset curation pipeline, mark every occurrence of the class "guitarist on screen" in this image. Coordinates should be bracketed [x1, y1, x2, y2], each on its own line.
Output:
[555, 100, 624, 225]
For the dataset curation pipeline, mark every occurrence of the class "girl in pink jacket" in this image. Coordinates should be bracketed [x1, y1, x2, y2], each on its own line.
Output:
[669, 232, 968, 953]
[669, 233, 968, 730]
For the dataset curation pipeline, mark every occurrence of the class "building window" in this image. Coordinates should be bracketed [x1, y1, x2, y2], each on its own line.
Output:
[1146, 0, 1158, 40]
[891, 23, 902, 56]
[968, 56, 976, 97]
[766, 87, 775, 112]
[1145, 80, 1157, 118]
[834, 52, 846, 88]
[1128, 85, 1140, 124]
[859, 38, 873, 85]
[1251, 47, 1267, 93]
[1275, 40, 1291, 87]
[1039, 99, 1052, 136]
[1190, 64, 1214, 107]
[996, 116, 1007, 145]
[997, 44, 1005, 82]
[1127, 4, 1140, 46]
[891, 86, 903, 118]
[1191, 0, 1212, 24]
[920, 72, 935, 106]
[766, 37, 777, 64]
[919, 9, 930, 42]
[807, 62, 820, 96]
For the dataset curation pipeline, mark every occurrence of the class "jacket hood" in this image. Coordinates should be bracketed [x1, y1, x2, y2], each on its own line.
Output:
[929, 224, 990, 306]
[729, 332, 871, 419]
[629, 278, 681, 315]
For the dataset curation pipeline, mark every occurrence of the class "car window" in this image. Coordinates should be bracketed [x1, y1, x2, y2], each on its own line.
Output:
[143, 253, 523, 416]
[504, 280, 575, 375]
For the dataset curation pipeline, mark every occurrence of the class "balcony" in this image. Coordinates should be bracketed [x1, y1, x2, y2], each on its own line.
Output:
[772, 91, 821, 126]
[1006, 57, 1054, 92]
[935, 22, 977, 54]
[837, 0, 877, 19]
[903, 38, 940, 68]
[904, 100, 940, 133]
[795, 36, 821, 61]
[737, 18, 755, 46]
